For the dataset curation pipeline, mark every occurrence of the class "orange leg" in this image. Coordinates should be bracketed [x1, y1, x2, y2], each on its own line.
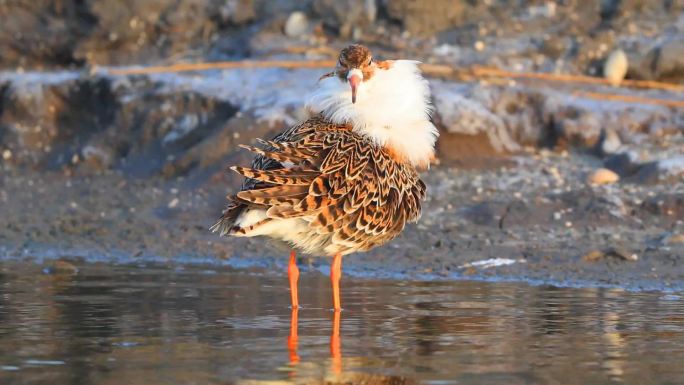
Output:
[330, 308, 342, 374]
[330, 252, 342, 311]
[287, 308, 300, 364]
[288, 250, 299, 309]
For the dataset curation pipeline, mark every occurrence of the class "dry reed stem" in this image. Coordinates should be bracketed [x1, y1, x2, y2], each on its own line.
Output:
[107, 60, 336, 75]
[469, 65, 684, 93]
[572, 90, 684, 108]
[106, 59, 684, 108]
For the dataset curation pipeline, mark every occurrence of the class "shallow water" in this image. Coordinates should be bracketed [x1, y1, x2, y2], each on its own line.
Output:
[1, 261, 683, 385]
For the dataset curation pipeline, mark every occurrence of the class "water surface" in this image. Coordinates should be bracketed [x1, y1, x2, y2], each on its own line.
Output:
[1, 261, 683, 385]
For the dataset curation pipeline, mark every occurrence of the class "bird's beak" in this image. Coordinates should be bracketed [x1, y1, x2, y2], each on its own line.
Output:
[347, 69, 363, 104]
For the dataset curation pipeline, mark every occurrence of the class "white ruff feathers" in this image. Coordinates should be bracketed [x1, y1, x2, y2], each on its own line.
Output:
[306, 60, 438, 167]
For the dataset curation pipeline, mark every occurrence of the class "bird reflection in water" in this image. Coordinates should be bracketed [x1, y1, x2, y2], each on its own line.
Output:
[287, 308, 300, 365]
[330, 310, 342, 374]
[287, 308, 343, 376]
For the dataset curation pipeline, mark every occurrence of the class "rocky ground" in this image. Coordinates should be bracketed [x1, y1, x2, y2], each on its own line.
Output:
[0, 0, 683, 290]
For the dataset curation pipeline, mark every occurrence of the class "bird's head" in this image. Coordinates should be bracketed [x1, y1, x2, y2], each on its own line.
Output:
[308, 44, 437, 168]
[335, 44, 374, 104]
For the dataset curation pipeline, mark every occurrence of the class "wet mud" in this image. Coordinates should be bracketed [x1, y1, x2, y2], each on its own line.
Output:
[1, 140, 683, 291]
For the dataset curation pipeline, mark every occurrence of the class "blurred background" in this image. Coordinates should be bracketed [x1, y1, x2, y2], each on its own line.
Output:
[2, 0, 684, 78]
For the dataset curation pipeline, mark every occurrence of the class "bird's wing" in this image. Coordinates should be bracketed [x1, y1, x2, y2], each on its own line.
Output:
[210, 116, 324, 236]
[222, 115, 426, 253]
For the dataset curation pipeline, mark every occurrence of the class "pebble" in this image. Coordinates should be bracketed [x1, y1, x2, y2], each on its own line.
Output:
[604, 49, 628, 86]
[1, 150, 11, 160]
[582, 248, 638, 262]
[168, 198, 179, 208]
[587, 168, 619, 185]
[582, 250, 604, 262]
[284, 11, 309, 37]
[599, 129, 622, 155]
[605, 247, 639, 261]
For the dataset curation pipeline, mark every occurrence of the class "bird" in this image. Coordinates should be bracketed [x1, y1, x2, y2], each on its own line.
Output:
[211, 44, 438, 311]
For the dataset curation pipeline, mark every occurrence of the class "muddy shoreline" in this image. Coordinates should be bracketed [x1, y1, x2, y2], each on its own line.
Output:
[1, 143, 683, 291]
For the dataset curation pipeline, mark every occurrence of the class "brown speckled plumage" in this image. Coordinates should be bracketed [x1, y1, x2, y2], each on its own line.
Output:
[211, 115, 427, 255]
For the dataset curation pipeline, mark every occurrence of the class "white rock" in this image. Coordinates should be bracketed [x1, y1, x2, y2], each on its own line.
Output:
[168, 198, 179, 209]
[431, 81, 520, 153]
[600, 129, 622, 154]
[284, 11, 309, 37]
[604, 49, 628, 86]
[458, 258, 523, 269]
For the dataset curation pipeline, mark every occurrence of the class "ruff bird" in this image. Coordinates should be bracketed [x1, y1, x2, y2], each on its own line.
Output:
[212, 44, 437, 310]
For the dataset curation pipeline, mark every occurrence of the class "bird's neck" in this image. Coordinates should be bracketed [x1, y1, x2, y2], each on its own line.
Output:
[306, 60, 438, 168]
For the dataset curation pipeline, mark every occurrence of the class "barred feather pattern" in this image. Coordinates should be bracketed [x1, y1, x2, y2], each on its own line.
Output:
[210, 115, 427, 256]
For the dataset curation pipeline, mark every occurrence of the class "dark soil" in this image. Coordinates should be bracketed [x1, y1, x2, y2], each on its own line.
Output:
[1, 117, 682, 290]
